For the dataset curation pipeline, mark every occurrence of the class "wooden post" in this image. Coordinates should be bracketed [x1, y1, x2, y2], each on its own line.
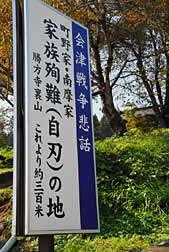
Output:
[14, 0, 25, 236]
[39, 235, 54, 252]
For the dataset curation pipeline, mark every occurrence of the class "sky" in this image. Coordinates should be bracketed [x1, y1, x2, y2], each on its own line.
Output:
[0, 96, 103, 121]
[92, 97, 103, 120]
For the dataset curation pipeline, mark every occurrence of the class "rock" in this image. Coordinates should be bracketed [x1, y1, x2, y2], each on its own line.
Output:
[158, 239, 169, 247]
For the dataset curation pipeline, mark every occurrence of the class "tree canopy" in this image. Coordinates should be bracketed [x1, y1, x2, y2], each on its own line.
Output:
[1, 0, 169, 135]
[0, 0, 13, 107]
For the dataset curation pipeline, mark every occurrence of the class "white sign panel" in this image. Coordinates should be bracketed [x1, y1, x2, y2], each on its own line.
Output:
[20, 0, 99, 235]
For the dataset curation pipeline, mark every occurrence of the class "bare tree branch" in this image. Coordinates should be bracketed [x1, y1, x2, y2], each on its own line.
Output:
[111, 57, 128, 88]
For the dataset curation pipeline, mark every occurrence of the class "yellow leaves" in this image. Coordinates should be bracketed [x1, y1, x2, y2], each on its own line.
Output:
[156, 0, 167, 8]
[0, 0, 13, 58]
[43, 0, 99, 28]
[125, 10, 148, 28]
[123, 110, 155, 133]
[121, 0, 167, 28]
[127, 11, 138, 23]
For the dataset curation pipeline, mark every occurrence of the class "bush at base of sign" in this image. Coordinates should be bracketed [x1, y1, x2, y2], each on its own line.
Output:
[0, 189, 13, 247]
[0, 147, 13, 168]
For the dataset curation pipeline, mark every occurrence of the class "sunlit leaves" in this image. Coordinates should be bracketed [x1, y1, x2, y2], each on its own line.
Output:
[0, 0, 13, 104]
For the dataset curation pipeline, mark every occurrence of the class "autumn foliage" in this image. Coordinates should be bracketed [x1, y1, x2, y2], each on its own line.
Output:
[1, 0, 169, 134]
[0, 0, 13, 106]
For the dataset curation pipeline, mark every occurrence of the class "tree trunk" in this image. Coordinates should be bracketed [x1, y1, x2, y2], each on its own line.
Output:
[161, 106, 169, 128]
[157, 113, 168, 128]
[136, 52, 167, 128]
[101, 87, 127, 137]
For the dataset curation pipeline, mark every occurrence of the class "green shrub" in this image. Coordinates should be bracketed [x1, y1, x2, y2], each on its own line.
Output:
[0, 188, 12, 205]
[2, 129, 169, 251]
[95, 129, 169, 238]
[0, 147, 13, 168]
[122, 108, 157, 134]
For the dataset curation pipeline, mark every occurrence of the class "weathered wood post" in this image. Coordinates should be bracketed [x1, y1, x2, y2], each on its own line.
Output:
[39, 235, 54, 252]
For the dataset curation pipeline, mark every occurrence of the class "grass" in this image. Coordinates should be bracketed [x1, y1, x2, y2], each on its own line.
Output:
[0, 168, 13, 175]
[0, 188, 12, 205]
[1, 129, 169, 251]
[0, 146, 13, 168]
[0, 189, 13, 248]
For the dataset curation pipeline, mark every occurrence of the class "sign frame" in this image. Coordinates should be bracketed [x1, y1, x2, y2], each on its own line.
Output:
[13, 0, 100, 236]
